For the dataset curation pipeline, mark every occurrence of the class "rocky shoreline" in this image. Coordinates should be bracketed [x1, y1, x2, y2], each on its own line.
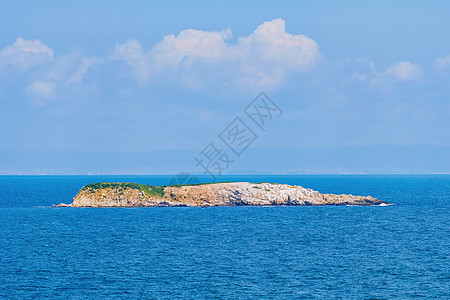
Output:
[55, 182, 391, 207]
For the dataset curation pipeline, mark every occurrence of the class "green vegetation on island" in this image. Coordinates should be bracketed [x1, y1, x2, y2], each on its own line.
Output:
[81, 181, 235, 198]
[82, 182, 155, 197]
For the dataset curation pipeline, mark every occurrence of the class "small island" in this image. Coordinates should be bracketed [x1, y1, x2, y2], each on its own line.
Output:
[56, 182, 390, 207]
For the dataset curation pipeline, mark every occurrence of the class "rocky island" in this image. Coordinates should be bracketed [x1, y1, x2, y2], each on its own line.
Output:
[56, 182, 390, 207]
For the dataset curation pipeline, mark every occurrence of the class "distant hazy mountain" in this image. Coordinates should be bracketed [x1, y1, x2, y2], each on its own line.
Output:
[1, 145, 449, 175]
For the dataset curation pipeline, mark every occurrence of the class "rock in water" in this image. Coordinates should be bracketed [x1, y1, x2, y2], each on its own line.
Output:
[56, 182, 391, 207]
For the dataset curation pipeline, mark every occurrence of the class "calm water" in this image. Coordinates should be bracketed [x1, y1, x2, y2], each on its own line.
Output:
[0, 175, 449, 299]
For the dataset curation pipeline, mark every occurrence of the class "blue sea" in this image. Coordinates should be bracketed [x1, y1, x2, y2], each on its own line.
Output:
[0, 175, 448, 299]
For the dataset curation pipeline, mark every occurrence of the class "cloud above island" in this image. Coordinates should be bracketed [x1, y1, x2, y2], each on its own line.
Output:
[0, 19, 321, 103]
[0, 18, 439, 105]
[113, 18, 320, 89]
[0, 38, 100, 104]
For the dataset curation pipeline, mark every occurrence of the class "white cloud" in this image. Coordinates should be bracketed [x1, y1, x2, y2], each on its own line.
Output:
[365, 61, 422, 91]
[352, 72, 367, 82]
[236, 19, 318, 67]
[0, 37, 53, 72]
[232, 18, 319, 87]
[0, 38, 101, 104]
[152, 28, 231, 68]
[114, 39, 150, 83]
[1, 21, 320, 102]
[113, 18, 320, 89]
[68, 57, 100, 84]
[382, 61, 422, 82]
[344, 57, 376, 84]
[25, 80, 56, 100]
[436, 54, 450, 70]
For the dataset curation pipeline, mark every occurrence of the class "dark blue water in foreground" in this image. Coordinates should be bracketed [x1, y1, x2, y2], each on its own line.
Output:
[0, 175, 449, 299]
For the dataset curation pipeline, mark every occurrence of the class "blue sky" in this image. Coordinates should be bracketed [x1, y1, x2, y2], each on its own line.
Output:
[1, 1, 450, 174]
